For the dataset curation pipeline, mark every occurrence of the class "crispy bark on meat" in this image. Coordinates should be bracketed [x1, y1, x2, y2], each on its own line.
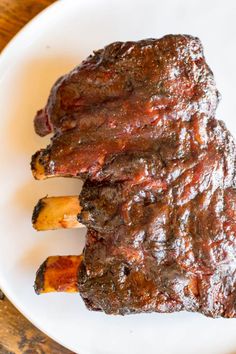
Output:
[32, 35, 236, 318]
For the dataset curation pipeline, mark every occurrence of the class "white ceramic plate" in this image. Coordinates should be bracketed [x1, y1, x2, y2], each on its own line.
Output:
[1, 0, 236, 353]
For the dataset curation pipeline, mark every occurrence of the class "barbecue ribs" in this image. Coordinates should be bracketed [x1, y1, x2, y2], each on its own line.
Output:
[31, 35, 236, 318]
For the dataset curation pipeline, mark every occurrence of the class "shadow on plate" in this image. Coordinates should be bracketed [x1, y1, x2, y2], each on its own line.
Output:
[6, 55, 80, 153]
[18, 228, 86, 272]
[6, 55, 86, 271]
[7, 55, 84, 212]
[11, 176, 83, 212]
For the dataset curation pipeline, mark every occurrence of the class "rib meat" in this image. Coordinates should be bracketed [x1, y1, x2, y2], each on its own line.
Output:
[32, 35, 236, 317]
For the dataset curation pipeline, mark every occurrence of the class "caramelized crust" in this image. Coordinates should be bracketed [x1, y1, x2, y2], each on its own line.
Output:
[32, 35, 236, 318]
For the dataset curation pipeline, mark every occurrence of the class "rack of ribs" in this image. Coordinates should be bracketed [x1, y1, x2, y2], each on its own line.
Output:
[31, 34, 236, 318]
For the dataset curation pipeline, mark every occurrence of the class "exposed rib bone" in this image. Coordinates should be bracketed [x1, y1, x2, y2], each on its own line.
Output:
[34, 255, 82, 294]
[32, 196, 82, 231]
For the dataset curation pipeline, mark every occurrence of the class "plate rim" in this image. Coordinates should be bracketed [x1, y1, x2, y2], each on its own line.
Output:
[0, 1, 83, 352]
[1, 1, 236, 353]
[0, 0, 72, 75]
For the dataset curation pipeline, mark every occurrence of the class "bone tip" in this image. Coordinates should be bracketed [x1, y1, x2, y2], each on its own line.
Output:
[31, 150, 47, 180]
[32, 197, 46, 229]
[34, 258, 47, 295]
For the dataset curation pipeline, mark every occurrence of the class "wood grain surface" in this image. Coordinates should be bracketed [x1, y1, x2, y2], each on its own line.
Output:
[0, 1, 74, 353]
[0, 0, 56, 51]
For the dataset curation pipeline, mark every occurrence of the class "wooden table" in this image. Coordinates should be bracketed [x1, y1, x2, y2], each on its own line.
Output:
[0, 1, 74, 352]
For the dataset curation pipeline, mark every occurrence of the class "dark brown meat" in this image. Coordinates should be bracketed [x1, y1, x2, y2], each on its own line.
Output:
[32, 35, 218, 178]
[32, 35, 236, 317]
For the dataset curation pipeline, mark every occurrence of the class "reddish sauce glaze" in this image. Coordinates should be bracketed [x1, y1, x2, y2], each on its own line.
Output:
[32, 35, 236, 317]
